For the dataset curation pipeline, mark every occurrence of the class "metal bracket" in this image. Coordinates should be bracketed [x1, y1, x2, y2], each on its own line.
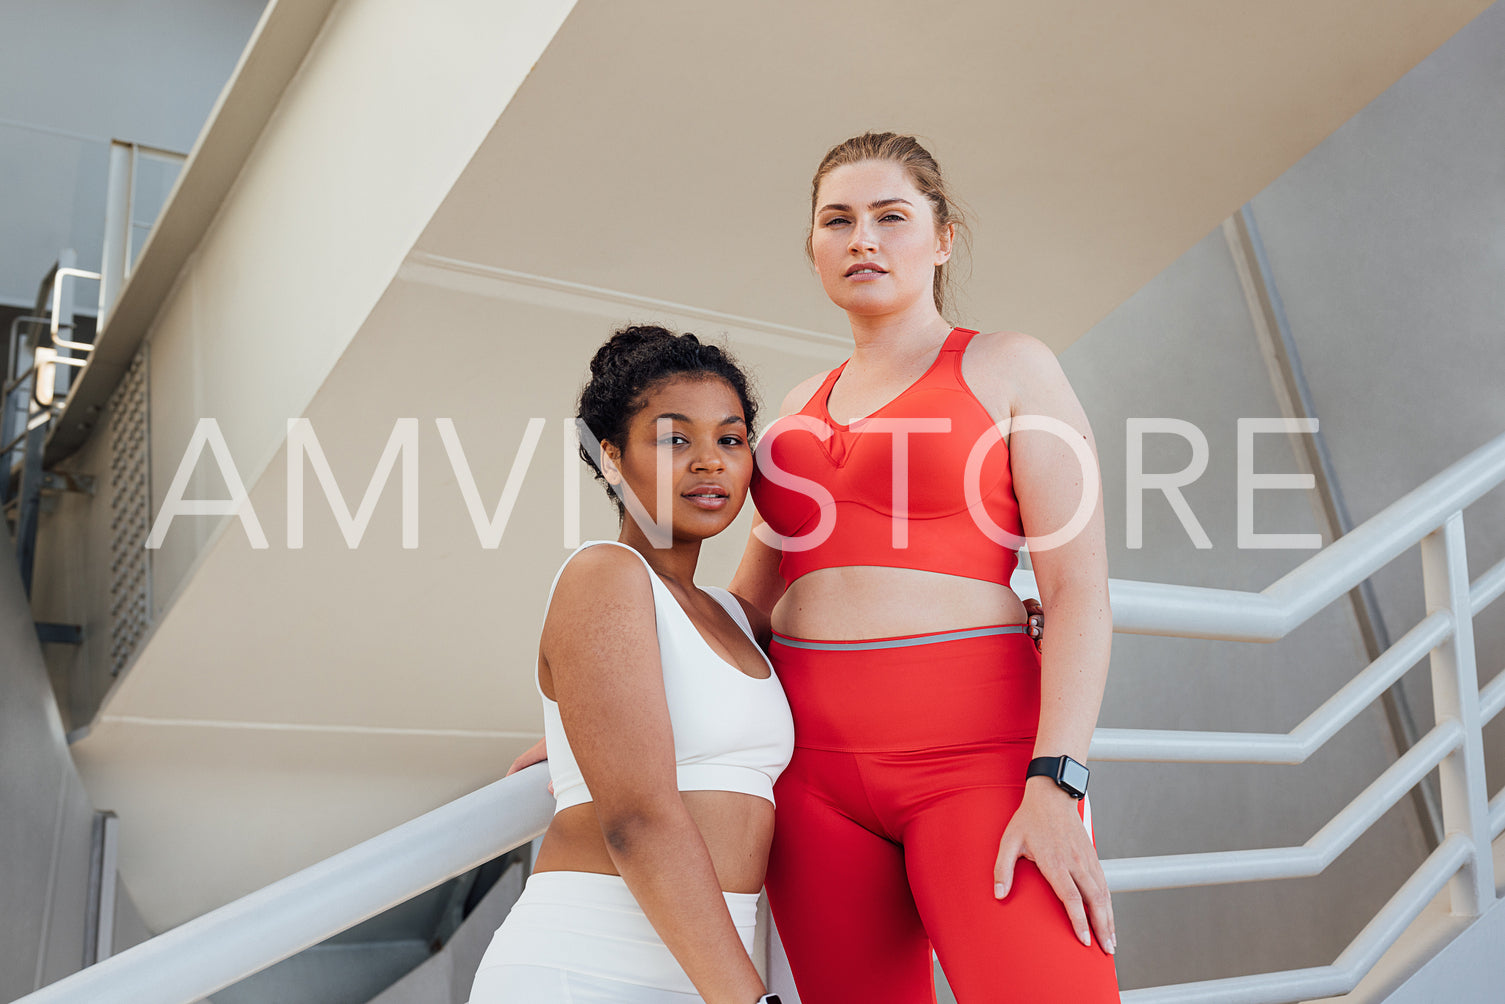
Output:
[36, 621, 83, 644]
[41, 470, 96, 495]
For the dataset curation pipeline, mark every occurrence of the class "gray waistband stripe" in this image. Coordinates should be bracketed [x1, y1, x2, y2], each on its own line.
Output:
[770, 624, 1027, 652]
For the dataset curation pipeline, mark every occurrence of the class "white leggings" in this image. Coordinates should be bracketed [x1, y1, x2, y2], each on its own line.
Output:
[467, 870, 760, 1003]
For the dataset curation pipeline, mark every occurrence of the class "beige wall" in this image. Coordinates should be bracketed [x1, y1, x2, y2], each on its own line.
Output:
[141, 0, 578, 620]
[34, 0, 579, 734]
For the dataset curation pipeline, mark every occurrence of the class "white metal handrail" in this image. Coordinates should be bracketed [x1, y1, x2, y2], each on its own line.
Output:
[1092, 429, 1505, 1003]
[15, 766, 554, 1004]
[1092, 429, 1505, 642]
[1090, 610, 1452, 764]
[49, 267, 101, 353]
[1107, 720, 1464, 891]
[1126, 834, 1474, 1004]
[16, 430, 1505, 1004]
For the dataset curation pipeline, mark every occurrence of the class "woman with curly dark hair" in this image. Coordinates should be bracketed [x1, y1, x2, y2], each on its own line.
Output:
[470, 325, 790, 1004]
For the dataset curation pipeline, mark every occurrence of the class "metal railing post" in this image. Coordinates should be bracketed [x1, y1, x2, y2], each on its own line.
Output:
[1420, 512, 1495, 916]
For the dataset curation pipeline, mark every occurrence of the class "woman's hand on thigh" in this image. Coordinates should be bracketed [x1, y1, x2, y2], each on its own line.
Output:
[993, 780, 1115, 955]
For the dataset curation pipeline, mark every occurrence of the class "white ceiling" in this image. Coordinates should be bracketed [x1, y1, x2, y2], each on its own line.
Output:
[420, 0, 1493, 349]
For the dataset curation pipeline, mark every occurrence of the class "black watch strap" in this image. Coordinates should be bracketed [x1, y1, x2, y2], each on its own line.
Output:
[756, 996, 784, 1004]
[1027, 755, 1089, 799]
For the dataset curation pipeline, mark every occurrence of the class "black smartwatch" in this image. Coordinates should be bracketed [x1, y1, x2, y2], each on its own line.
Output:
[755, 996, 783, 1004]
[1026, 755, 1089, 799]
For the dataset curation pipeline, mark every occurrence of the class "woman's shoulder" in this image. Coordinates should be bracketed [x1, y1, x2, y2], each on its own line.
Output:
[962, 329, 1070, 409]
[966, 328, 1059, 371]
[541, 544, 659, 675]
[547, 542, 657, 617]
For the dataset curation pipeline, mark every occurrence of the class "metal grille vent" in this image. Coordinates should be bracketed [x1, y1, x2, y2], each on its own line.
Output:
[107, 347, 151, 676]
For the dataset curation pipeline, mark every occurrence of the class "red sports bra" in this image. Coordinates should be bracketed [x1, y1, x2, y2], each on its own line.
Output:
[751, 327, 1023, 586]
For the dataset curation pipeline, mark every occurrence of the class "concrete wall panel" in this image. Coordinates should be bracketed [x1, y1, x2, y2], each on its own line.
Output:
[1060, 225, 1429, 988]
[1247, 0, 1505, 828]
[138, 0, 577, 644]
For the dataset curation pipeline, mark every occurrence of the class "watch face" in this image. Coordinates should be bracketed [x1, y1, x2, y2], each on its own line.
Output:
[1060, 757, 1089, 796]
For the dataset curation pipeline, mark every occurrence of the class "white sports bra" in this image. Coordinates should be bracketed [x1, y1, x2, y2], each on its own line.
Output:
[538, 541, 795, 812]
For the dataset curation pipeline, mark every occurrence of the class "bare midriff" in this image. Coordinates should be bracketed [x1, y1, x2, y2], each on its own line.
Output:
[532, 791, 775, 895]
[772, 565, 1027, 639]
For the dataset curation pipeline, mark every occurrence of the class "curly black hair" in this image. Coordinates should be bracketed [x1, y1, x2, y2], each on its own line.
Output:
[576, 324, 759, 518]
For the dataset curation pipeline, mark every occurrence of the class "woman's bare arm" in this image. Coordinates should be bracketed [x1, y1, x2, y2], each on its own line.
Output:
[974, 332, 1116, 955]
[545, 546, 766, 1002]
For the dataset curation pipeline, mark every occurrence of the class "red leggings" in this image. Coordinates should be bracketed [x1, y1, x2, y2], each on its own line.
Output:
[764, 628, 1120, 1004]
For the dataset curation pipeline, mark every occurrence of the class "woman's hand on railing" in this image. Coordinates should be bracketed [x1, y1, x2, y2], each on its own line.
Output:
[994, 779, 1115, 956]
[508, 737, 551, 794]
